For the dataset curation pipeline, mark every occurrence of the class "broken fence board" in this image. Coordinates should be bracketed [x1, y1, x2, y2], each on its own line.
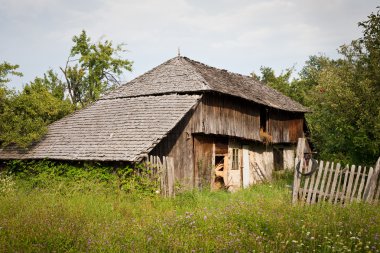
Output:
[306, 160, 319, 204]
[318, 161, 330, 202]
[344, 165, 356, 205]
[311, 160, 324, 204]
[350, 165, 362, 202]
[300, 160, 313, 203]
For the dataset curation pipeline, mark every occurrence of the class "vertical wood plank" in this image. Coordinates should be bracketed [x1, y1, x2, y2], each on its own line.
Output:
[350, 166, 362, 202]
[318, 161, 330, 201]
[373, 182, 380, 204]
[357, 166, 367, 202]
[306, 160, 321, 204]
[323, 162, 334, 201]
[292, 138, 305, 204]
[171, 157, 176, 196]
[167, 157, 175, 197]
[335, 165, 349, 204]
[300, 160, 313, 203]
[329, 163, 341, 203]
[210, 142, 216, 189]
[311, 160, 324, 204]
[363, 167, 374, 202]
[340, 165, 350, 205]
[344, 165, 356, 205]
[363, 158, 380, 202]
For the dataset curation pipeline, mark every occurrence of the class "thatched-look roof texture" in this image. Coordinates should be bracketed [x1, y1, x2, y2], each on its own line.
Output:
[0, 56, 308, 161]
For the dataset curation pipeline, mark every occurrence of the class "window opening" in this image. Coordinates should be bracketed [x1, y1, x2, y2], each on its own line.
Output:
[232, 148, 239, 170]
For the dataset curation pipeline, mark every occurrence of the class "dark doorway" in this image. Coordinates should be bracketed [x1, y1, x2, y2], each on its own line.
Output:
[273, 147, 284, 171]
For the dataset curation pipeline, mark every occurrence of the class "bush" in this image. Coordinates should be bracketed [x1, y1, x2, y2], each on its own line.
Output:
[3, 160, 160, 196]
[0, 172, 15, 195]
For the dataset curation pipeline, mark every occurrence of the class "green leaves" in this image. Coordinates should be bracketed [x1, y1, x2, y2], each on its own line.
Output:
[0, 61, 22, 85]
[0, 79, 74, 148]
[62, 30, 133, 108]
[251, 8, 380, 165]
[0, 30, 132, 149]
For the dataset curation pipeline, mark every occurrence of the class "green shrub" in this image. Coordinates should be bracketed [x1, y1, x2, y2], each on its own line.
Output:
[0, 172, 15, 195]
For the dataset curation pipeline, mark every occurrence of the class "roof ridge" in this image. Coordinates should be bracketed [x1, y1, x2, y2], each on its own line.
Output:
[100, 56, 181, 100]
[178, 56, 211, 90]
[182, 56, 251, 79]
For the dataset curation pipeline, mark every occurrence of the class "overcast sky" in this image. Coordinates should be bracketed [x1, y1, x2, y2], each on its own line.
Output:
[0, 0, 378, 90]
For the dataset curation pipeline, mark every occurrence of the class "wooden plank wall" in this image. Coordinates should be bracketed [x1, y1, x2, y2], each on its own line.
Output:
[191, 94, 261, 141]
[150, 93, 305, 189]
[145, 155, 175, 197]
[269, 109, 304, 143]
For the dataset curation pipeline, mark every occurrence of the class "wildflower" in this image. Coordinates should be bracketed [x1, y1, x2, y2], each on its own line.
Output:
[203, 215, 207, 221]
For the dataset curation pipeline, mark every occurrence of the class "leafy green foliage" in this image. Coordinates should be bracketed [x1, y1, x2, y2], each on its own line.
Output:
[4, 160, 160, 196]
[0, 61, 22, 85]
[0, 79, 74, 148]
[305, 8, 380, 165]
[253, 8, 380, 165]
[61, 30, 133, 107]
[0, 30, 132, 148]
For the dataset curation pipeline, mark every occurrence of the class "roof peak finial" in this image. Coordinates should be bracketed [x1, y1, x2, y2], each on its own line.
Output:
[177, 47, 181, 57]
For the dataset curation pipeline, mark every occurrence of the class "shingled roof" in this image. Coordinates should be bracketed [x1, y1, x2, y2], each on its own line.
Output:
[0, 94, 200, 161]
[102, 56, 308, 112]
[0, 56, 308, 161]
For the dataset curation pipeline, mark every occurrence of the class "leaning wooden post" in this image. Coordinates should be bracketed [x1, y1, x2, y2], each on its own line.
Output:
[292, 138, 306, 204]
[363, 157, 380, 203]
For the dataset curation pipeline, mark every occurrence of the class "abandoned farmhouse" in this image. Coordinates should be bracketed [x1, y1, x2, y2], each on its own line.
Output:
[0, 56, 309, 191]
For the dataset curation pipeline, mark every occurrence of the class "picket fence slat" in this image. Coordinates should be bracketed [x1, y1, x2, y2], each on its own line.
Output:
[301, 160, 312, 203]
[305, 161, 319, 204]
[318, 161, 330, 202]
[345, 165, 356, 205]
[323, 162, 334, 202]
[350, 165, 361, 202]
[357, 167, 367, 202]
[310, 161, 323, 204]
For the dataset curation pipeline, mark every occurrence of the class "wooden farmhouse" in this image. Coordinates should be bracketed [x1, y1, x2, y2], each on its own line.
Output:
[0, 56, 309, 191]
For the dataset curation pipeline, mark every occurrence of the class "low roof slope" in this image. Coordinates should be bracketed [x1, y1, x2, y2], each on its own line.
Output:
[102, 56, 308, 112]
[0, 94, 201, 161]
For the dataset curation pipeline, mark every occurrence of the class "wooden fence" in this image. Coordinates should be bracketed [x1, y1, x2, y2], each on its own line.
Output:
[145, 155, 175, 197]
[292, 139, 380, 205]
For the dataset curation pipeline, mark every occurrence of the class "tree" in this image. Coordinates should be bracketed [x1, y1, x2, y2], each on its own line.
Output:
[251, 66, 307, 104]
[251, 8, 380, 165]
[60, 30, 133, 108]
[304, 8, 380, 165]
[0, 62, 22, 85]
[0, 78, 73, 148]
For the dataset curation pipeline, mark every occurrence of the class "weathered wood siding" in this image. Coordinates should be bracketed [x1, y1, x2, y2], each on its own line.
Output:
[150, 93, 305, 187]
[149, 110, 195, 187]
[193, 135, 213, 188]
[190, 94, 261, 140]
[268, 109, 304, 143]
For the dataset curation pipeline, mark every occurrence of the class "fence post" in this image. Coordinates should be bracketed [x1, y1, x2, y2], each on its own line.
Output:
[363, 157, 380, 203]
[292, 138, 306, 204]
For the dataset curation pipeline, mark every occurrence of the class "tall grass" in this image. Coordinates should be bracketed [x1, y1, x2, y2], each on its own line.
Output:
[0, 165, 379, 252]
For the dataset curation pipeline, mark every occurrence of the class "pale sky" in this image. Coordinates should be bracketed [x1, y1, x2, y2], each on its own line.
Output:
[0, 0, 378, 90]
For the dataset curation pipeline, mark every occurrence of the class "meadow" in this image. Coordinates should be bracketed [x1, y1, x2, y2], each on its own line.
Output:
[0, 161, 379, 252]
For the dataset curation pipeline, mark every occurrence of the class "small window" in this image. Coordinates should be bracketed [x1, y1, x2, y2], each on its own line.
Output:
[232, 148, 239, 170]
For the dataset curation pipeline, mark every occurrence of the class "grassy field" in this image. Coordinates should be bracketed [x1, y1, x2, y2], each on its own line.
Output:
[0, 163, 379, 252]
